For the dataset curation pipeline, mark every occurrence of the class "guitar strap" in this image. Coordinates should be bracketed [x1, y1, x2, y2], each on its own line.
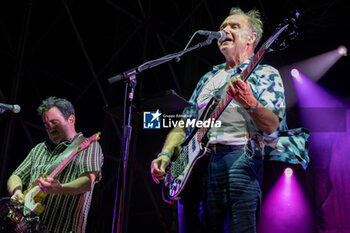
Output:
[46, 133, 85, 175]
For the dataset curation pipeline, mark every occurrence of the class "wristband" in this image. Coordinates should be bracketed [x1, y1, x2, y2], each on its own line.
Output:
[157, 152, 171, 159]
[244, 100, 259, 112]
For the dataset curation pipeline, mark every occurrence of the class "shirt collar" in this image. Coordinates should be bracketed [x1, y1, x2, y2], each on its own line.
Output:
[64, 132, 83, 145]
[45, 132, 83, 152]
[213, 56, 253, 74]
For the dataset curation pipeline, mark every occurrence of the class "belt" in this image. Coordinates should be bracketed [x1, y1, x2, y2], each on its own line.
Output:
[208, 143, 245, 154]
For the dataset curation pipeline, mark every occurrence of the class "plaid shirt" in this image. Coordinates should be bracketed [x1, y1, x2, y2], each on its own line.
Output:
[183, 59, 309, 169]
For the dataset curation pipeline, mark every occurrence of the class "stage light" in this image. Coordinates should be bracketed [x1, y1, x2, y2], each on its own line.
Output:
[280, 45, 347, 86]
[337, 45, 347, 56]
[291, 68, 299, 77]
[259, 170, 312, 233]
[291, 68, 302, 83]
[284, 168, 293, 177]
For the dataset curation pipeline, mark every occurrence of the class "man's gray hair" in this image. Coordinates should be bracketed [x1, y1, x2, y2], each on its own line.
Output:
[37, 96, 75, 119]
[229, 7, 263, 48]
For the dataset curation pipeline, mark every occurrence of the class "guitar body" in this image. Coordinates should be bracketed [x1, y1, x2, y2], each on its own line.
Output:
[23, 174, 47, 216]
[162, 130, 209, 204]
[0, 197, 46, 233]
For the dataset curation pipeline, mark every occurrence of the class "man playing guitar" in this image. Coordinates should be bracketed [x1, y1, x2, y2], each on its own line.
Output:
[6, 97, 103, 233]
[151, 7, 288, 233]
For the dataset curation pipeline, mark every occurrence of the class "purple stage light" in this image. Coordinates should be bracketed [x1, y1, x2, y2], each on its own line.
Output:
[337, 45, 347, 56]
[292, 71, 350, 230]
[258, 173, 313, 233]
[284, 168, 293, 177]
[291, 68, 299, 77]
[292, 71, 345, 108]
[292, 70, 346, 133]
[281, 46, 347, 83]
[290, 68, 302, 83]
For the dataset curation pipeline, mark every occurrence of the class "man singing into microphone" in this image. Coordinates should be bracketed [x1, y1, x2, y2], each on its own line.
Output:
[151, 7, 289, 233]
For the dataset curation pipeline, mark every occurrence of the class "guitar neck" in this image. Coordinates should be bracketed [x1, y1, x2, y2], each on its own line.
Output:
[242, 45, 267, 81]
[47, 133, 100, 179]
[48, 147, 80, 179]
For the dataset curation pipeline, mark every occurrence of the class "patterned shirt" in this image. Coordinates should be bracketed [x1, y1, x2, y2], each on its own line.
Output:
[183, 59, 309, 168]
[13, 133, 104, 233]
[196, 69, 250, 145]
[183, 59, 287, 132]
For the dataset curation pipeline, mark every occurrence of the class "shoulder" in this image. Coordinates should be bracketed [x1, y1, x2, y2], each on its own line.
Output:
[249, 64, 283, 88]
[188, 64, 224, 100]
[89, 140, 102, 149]
[30, 141, 47, 152]
[201, 63, 226, 79]
[81, 139, 103, 156]
[255, 64, 279, 73]
[254, 64, 281, 81]
[24, 142, 48, 161]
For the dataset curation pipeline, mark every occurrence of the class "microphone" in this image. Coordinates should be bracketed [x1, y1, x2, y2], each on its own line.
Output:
[0, 103, 21, 113]
[197, 30, 226, 42]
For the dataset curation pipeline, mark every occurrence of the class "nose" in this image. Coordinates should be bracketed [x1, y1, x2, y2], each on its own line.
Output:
[222, 25, 231, 33]
[45, 122, 54, 131]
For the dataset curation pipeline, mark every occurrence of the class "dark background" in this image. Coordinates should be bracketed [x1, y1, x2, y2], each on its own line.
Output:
[0, 0, 349, 232]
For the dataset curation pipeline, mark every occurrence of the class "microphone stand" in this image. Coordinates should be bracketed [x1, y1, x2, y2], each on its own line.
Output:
[108, 37, 214, 233]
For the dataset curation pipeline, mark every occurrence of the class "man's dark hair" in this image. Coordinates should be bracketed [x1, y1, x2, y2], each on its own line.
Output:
[37, 96, 75, 119]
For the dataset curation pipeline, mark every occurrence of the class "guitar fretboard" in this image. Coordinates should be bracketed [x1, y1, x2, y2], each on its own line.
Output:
[48, 133, 100, 179]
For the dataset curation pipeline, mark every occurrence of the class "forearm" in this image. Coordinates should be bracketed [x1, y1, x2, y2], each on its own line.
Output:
[7, 174, 23, 195]
[151, 126, 186, 183]
[161, 125, 186, 157]
[57, 172, 97, 195]
[226, 78, 280, 134]
[248, 102, 279, 135]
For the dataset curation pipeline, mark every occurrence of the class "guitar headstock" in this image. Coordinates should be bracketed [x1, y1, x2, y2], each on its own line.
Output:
[78, 132, 101, 152]
[265, 10, 300, 52]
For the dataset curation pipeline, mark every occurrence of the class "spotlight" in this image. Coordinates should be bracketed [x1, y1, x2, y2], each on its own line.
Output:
[284, 168, 293, 177]
[291, 68, 300, 78]
[337, 45, 347, 56]
[291, 68, 302, 83]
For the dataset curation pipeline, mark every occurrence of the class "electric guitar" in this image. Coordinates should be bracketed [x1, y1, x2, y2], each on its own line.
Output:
[162, 11, 300, 204]
[22, 132, 100, 216]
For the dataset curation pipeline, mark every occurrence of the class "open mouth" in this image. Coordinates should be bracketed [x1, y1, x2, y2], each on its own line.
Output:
[221, 36, 234, 45]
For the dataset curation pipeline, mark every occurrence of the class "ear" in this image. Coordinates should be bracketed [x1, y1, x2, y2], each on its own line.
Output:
[248, 32, 257, 45]
[68, 115, 75, 125]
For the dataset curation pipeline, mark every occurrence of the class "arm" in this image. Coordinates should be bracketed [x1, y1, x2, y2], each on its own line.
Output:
[227, 78, 279, 134]
[7, 174, 24, 203]
[8, 146, 36, 202]
[247, 102, 279, 134]
[150, 125, 186, 184]
[37, 171, 98, 195]
[160, 125, 187, 156]
[39, 140, 104, 195]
